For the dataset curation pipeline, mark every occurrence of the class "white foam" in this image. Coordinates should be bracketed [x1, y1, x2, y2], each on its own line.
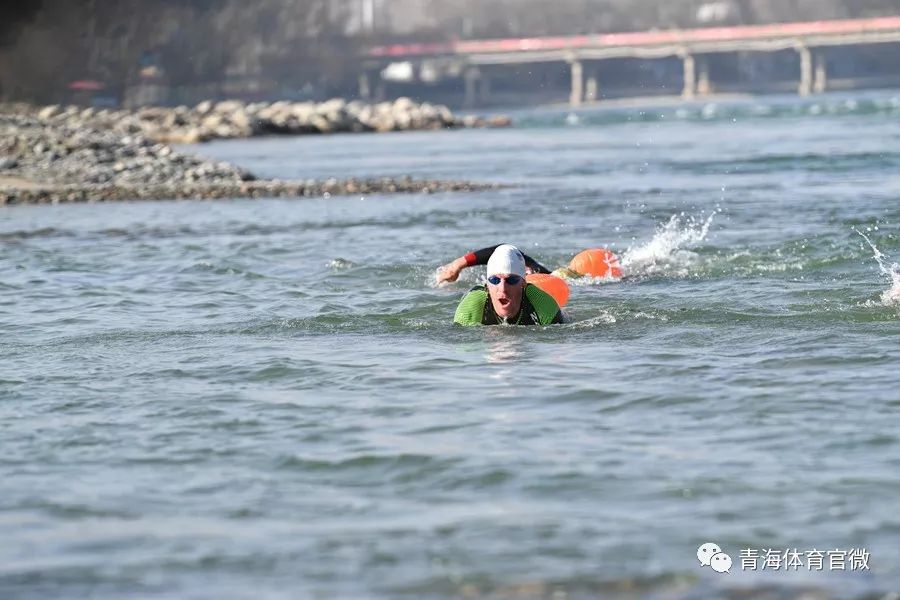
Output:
[327, 258, 355, 270]
[885, 278, 900, 306]
[569, 274, 622, 286]
[570, 311, 617, 327]
[855, 228, 900, 307]
[620, 213, 715, 278]
[431, 261, 482, 288]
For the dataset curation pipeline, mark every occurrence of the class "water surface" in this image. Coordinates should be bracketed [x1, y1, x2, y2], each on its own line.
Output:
[2, 90, 900, 599]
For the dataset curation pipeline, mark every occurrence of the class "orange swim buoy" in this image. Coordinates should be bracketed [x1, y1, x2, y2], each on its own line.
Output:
[568, 248, 622, 279]
[526, 273, 570, 307]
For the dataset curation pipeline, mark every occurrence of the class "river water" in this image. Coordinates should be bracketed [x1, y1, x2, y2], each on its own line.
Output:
[2, 91, 899, 600]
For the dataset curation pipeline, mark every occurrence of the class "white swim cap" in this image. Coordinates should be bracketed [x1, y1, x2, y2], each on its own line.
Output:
[486, 244, 526, 278]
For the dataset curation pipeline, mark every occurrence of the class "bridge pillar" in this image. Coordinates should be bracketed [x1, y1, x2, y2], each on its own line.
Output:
[814, 51, 827, 94]
[585, 71, 599, 103]
[464, 67, 480, 108]
[697, 57, 711, 96]
[358, 72, 371, 101]
[681, 53, 696, 100]
[569, 60, 584, 107]
[797, 45, 813, 96]
[480, 73, 492, 104]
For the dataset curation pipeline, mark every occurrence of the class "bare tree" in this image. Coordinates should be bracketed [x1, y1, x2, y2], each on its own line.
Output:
[3, 0, 899, 104]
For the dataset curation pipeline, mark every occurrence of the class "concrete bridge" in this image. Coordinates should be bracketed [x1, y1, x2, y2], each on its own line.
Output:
[364, 16, 900, 106]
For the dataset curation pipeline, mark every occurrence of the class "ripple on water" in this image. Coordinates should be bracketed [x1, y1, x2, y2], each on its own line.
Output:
[3, 97, 900, 600]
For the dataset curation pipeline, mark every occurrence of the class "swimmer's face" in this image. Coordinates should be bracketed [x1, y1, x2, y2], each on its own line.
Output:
[488, 273, 525, 320]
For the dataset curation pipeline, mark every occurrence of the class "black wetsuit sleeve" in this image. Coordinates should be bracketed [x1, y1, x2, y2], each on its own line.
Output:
[464, 244, 551, 274]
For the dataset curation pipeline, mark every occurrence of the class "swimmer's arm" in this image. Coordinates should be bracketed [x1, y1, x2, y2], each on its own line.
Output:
[437, 244, 551, 283]
[436, 255, 470, 283]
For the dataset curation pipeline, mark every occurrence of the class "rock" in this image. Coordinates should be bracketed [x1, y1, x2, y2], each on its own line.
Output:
[317, 98, 346, 115]
[214, 100, 244, 114]
[356, 105, 374, 124]
[393, 97, 415, 112]
[0, 112, 249, 188]
[200, 114, 224, 131]
[139, 122, 162, 140]
[393, 110, 412, 130]
[245, 102, 267, 115]
[213, 124, 235, 139]
[268, 100, 292, 113]
[162, 111, 179, 128]
[195, 100, 214, 115]
[461, 115, 484, 128]
[372, 115, 396, 133]
[290, 102, 315, 121]
[326, 110, 353, 132]
[437, 105, 454, 125]
[181, 128, 206, 144]
[345, 100, 365, 116]
[38, 105, 61, 120]
[9, 97, 506, 152]
[309, 114, 332, 134]
[227, 108, 251, 131]
[0, 176, 496, 205]
[488, 115, 513, 128]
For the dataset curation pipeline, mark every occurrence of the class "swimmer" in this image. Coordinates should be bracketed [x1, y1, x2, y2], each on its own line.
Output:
[438, 243, 552, 284]
[437, 243, 621, 284]
[453, 244, 564, 326]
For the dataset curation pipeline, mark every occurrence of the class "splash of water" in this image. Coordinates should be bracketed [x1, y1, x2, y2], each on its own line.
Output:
[327, 258, 355, 270]
[435, 212, 716, 288]
[620, 213, 715, 278]
[855, 228, 900, 306]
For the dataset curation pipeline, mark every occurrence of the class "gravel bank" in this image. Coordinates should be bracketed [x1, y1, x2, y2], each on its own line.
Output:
[11, 97, 511, 145]
[0, 111, 501, 205]
[0, 178, 499, 205]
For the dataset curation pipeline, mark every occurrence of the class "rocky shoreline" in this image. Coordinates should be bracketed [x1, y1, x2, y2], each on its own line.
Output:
[0, 108, 502, 205]
[9, 97, 511, 145]
[0, 178, 499, 206]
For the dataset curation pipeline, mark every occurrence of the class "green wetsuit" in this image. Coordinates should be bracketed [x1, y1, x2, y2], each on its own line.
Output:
[454, 283, 564, 326]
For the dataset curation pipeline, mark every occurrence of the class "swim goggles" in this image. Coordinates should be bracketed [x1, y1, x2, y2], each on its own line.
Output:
[487, 274, 523, 285]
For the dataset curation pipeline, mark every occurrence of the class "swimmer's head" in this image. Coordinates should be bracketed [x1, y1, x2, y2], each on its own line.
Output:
[487, 244, 526, 279]
[486, 245, 526, 320]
